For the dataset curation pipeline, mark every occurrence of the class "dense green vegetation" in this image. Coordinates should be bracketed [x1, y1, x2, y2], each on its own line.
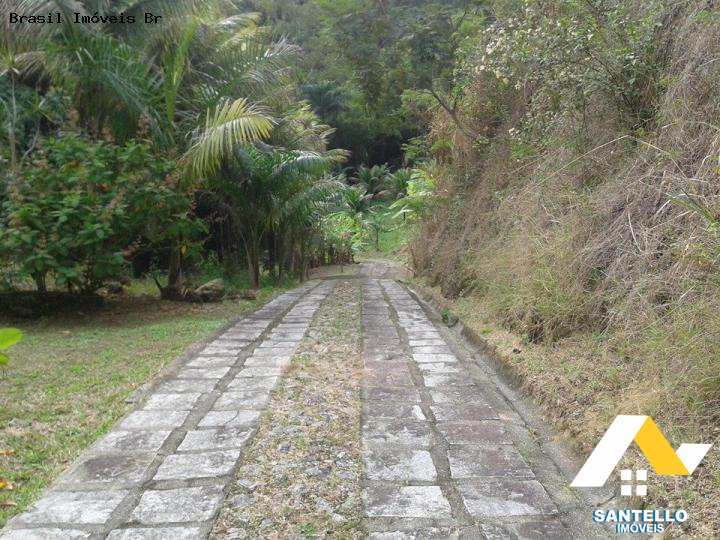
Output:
[0, 0, 479, 299]
[253, 0, 484, 165]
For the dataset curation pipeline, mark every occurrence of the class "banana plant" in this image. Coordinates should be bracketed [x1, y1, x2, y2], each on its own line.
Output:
[0, 328, 22, 369]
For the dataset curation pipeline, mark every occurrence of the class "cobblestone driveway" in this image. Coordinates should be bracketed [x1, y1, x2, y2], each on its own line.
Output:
[2, 267, 601, 539]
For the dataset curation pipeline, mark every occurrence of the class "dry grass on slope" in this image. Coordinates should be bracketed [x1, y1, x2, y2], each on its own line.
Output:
[412, 2, 720, 536]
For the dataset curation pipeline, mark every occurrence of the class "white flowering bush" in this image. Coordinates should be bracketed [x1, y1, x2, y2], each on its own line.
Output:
[461, 0, 667, 135]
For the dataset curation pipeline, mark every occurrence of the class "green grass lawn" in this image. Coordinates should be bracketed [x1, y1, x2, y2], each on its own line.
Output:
[362, 213, 414, 261]
[0, 280, 292, 525]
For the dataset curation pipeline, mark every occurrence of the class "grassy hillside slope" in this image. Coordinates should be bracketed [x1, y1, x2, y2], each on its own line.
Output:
[412, 1, 720, 535]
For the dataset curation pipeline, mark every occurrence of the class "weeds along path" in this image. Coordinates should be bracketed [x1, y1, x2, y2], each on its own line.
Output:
[212, 280, 364, 538]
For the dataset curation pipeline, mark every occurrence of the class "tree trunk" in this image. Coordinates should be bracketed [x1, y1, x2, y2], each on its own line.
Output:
[167, 246, 183, 291]
[278, 236, 289, 282]
[247, 240, 261, 290]
[8, 75, 18, 172]
[251, 253, 260, 289]
[266, 232, 276, 281]
[33, 272, 47, 294]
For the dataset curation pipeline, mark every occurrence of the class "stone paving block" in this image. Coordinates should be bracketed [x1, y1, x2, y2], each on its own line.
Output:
[59, 453, 154, 485]
[364, 370, 415, 387]
[363, 448, 437, 481]
[422, 373, 474, 387]
[481, 520, 571, 539]
[252, 347, 295, 357]
[243, 356, 291, 368]
[227, 376, 279, 390]
[403, 325, 437, 333]
[223, 332, 262, 340]
[362, 418, 431, 447]
[235, 366, 283, 378]
[178, 427, 254, 452]
[411, 346, 453, 354]
[119, 410, 189, 430]
[274, 324, 309, 331]
[213, 337, 251, 344]
[200, 346, 241, 355]
[187, 356, 238, 368]
[156, 379, 217, 394]
[364, 483, 452, 518]
[213, 390, 270, 410]
[399, 318, 431, 324]
[362, 348, 410, 364]
[199, 410, 261, 428]
[363, 360, 410, 372]
[130, 485, 224, 524]
[364, 343, 404, 352]
[231, 321, 268, 328]
[260, 340, 297, 347]
[437, 421, 509, 445]
[0, 529, 92, 539]
[15, 490, 128, 525]
[405, 334, 443, 343]
[176, 367, 231, 380]
[364, 352, 408, 365]
[107, 527, 203, 540]
[429, 388, 492, 404]
[363, 317, 394, 323]
[458, 479, 557, 517]
[365, 330, 401, 338]
[268, 332, 305, 340]
[143, 393, 201, 411]
[412, 353, 458, 364]
[417, 363, 459, 373]
[408, 339, 446, 347]
[364, 321, 397, 328]
[363, 322, 393, 328]
[364, 401, 426, 421]
[92, 431, 171, 454]
[430, 403, 498, 422]
[364, 387, 422, 403]
[154, 450, 241, 480]
[448, 446, 534, 479]
[368, 527, 481, 539]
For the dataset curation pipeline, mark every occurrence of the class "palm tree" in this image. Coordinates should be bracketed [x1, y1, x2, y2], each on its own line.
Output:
[212, 145, 343, 288]
[388, 168, 412, 199]
[300, 80, 349, 119]
[0, 0, 47, 173]
[352, 164, 391, 199]
[340, 185, 374, 219]
[4, 0, 347, 295]
[36, 1, 291, 295]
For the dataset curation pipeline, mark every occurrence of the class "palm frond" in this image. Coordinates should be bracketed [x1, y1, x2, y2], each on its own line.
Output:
[185, 98, 274, 177]
[271, 150, 342, 179]
[163, 19, 199, 124]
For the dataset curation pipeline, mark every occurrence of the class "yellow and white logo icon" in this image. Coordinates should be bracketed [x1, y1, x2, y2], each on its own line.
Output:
[571, 415, 712, 491]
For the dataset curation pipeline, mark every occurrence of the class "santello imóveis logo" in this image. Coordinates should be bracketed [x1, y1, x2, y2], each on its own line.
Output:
[571, 415, 711, 534]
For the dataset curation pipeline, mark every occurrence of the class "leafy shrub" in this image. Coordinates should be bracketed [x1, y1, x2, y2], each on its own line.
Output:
[319, 212, 364, 261]
[468, 0, 668, 131]
[0, 135, 200, 293]
[391, 166, 437, 222]
[388, 168, 413, 198]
